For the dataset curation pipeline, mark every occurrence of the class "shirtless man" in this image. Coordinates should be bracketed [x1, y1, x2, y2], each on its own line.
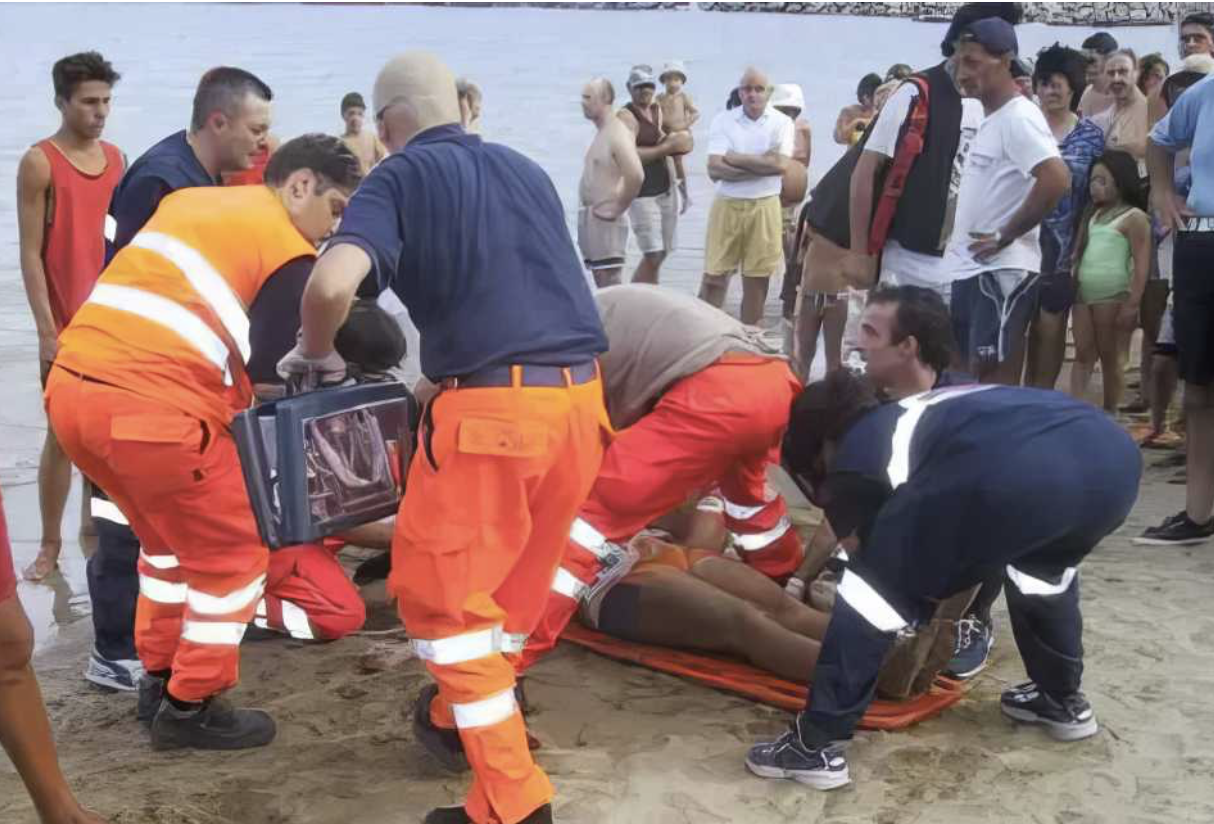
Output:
[579, 77, 644, 287]
[339, 92, 387, 175]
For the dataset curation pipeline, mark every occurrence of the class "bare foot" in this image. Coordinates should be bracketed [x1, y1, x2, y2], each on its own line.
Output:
[22, 542, 62, 581]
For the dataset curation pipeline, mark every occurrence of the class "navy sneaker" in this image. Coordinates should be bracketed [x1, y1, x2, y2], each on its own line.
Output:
[1000, 681, 1098, 741]
[745, 726, 850, 790]
[83, 648, 144, 692]
[1133, 513, 1214, 546]
[943, 617, 994, 680]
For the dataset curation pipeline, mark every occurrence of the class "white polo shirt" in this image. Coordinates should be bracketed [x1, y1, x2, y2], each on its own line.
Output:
[707, 106, 795, 200]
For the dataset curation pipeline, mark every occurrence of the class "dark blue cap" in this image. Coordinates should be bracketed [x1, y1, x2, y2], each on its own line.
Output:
[960, 17, 1019, 57]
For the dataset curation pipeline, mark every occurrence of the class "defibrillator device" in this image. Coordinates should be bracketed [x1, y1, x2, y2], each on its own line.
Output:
[232, 382, 418, 549]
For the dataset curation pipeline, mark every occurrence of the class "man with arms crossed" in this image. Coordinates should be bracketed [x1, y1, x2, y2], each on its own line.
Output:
[699, 66, 794, 326]
[579, 77, 643, 287]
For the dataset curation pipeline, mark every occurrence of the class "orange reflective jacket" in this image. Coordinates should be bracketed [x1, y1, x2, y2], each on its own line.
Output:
[56, 185, 315, 428]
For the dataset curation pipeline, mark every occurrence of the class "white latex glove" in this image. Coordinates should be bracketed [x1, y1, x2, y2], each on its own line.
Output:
[276, 343, 348, 392]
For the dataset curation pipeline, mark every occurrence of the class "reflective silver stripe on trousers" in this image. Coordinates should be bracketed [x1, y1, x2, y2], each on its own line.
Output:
[90, 497, 128, 525]
[181, 620, 247, 646]
[569, 517, 613, 560]
[280, 600, 316, 640]
[139, 575, 187, 605]
[836, 568, 908, 633]
[722, 498, 765, 521]
[451, 687, 518, 729]
[186, 575, 267, 616]
[551, 567, 589, 601]
[1006, 565, 1077, 597]
[139, 550, 179, 570]
[413, 625, 521, 665]
[732, 516, 792, 552]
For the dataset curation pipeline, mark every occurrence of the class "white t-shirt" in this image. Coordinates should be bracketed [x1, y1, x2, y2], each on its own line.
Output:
[707, 106, 795, 199]
[944, 96, 1061, 280]
[866, 81, 985, 285]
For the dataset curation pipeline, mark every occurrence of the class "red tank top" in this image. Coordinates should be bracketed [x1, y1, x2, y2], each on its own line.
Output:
[38, 139, 124, 329]
[224, 145, 271, 186]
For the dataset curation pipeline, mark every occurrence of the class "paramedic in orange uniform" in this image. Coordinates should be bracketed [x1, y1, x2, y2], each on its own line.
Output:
[44, 134, 363, 752]
[278, 52, 609, 824]
[519, 284, 805, 672]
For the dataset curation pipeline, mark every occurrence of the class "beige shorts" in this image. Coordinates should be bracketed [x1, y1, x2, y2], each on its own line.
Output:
[628, 187, 678, 254]
[578, 206, 629, 270]
[705, 194, 785, 278]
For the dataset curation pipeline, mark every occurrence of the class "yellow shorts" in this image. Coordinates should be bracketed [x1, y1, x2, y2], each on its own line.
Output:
[705, 194, 785, 278]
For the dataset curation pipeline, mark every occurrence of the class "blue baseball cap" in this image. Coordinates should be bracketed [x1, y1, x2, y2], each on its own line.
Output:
[960, 17, 1019, 57]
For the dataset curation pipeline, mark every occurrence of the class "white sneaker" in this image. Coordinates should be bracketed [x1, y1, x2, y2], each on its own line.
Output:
[84, 648, 145, 691]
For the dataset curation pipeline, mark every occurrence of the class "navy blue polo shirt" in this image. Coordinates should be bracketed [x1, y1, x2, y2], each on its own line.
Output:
[327, 124, 607, 380]
[107, 130, 215, 261]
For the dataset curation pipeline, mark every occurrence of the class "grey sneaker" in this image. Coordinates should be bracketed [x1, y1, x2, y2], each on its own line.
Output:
[84, 648, 144, 692]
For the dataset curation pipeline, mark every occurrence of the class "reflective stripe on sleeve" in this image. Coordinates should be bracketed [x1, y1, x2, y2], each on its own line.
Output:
[836, 569, 908, 633]
[451, 688, 518, 729]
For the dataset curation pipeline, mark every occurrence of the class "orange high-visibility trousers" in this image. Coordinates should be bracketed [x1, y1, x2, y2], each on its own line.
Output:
[255, 541, 366, 641]
[389, 371, 609, 824]
[518, 356, 803, 672]
[46, 369, 268, 702]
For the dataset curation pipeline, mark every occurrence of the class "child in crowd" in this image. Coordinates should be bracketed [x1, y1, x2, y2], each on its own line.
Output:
[658, 60, 698, 210]
[1069, 150, 1151, 413]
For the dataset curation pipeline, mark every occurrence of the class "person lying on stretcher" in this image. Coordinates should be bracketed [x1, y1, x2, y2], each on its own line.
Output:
[582, 496, 970, 697]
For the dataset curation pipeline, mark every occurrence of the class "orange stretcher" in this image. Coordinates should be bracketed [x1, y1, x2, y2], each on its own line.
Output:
[562, 624, 965, 731]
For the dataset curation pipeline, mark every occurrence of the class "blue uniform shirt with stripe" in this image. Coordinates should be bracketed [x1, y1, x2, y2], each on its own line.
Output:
[326, 124, 607, 380]
[106, 131, 216, 263]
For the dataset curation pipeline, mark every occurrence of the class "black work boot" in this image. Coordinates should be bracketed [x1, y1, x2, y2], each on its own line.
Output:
[412, 684, 470, 772]
[136, 673, 168, 729]
[150, 694, 276, 751]
[423, 803, 553, 824]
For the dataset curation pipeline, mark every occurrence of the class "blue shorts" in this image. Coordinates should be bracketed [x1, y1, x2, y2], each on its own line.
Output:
[951, 270, 1041, 367]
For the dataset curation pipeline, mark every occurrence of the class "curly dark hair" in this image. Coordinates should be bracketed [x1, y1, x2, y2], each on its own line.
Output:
[52, 51, 120, 101]
[1033, 43, 1088, 112]
[783, 369, 881, 488]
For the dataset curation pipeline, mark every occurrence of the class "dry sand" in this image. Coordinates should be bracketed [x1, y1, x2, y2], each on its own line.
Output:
[3, 444, 1214, 824]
